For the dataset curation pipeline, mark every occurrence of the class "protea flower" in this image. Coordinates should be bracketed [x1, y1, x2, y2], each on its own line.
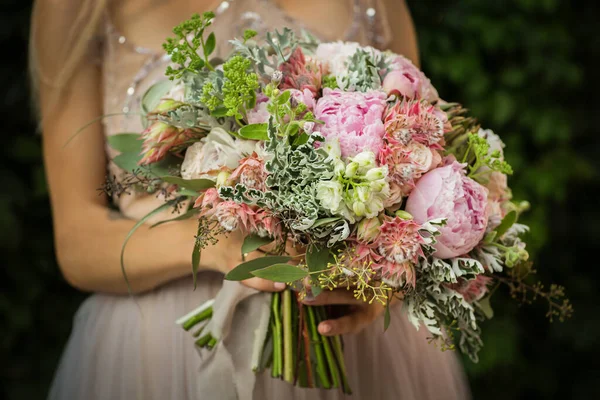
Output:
[372, 216, 426, 287]
[279, 47, 323, 96]
[384, 100, 449, 147]
[138, 121, 194, 165]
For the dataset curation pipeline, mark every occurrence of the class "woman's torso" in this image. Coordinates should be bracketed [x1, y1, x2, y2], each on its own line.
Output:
[101, 0, 391, 221]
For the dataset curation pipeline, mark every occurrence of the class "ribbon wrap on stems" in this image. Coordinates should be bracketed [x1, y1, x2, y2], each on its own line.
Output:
[193, 280, 271, 400]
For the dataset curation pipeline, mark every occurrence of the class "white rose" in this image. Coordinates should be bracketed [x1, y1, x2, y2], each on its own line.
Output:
[406, 142, 433, 174]
[180, 128, 255, 180]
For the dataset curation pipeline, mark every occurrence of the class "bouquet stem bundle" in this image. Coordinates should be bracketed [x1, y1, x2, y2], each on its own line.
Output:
[181, 290, 351, 394]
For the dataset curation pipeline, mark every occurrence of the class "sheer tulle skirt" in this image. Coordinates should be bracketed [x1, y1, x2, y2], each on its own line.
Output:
[48, 272, 470, 400]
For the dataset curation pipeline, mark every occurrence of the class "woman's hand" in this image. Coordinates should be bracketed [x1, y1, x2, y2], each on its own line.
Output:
[212, 231, 301, 293]
[302, 289, 396, 336]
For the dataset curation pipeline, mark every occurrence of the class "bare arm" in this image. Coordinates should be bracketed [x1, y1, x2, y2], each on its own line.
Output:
[39, 61, 247, 294]
[382, 0, 420, 66]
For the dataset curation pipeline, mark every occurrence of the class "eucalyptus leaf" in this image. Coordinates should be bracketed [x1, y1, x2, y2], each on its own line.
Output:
[161, 176, 215, 191]
[225, 256, 292, 281]
[476, 296, 494, 319]
[251, 264, 308, 283]
[239, 123, 269, 140]
[113, 152, 178, 179]
[384, 302, 391, 331]
[495, 210, 517, 238]
[141, 80, 174, 122]
[107, 133, 142, 153]
[120, 198, 181, 294]
[241, 234, 274, 255]
[204, 32, 216, 57]
[150, 207, 200, 228]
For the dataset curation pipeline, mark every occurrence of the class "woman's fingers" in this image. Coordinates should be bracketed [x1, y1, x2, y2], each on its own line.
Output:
[301, 289, 363, 306]
[318, 312, 366, 336]
[241, 277, 287, 292]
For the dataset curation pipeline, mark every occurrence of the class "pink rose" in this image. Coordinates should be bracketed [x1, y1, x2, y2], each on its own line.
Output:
[405, 161, 489, 259]
[314, 88, 387, 158]
[383, 56, 439, 103]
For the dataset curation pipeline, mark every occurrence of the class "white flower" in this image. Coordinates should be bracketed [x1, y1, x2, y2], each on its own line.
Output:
[180, 127, 256, 180]
[406, 142, 433, 174]
[316, 180, 344, 213]
[323, 138, 342, 161]
[478, 128, 505, 158]
[344, 162, 359, 178]
[365, 167, 387, 181]
[315, 41, 382, 79]
[350, 151, 376, 173]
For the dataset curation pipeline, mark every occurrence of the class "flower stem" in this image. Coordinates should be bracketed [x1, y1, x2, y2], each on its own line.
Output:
[306, 305, 331, 389]
[315, 307, 340, 389]
[182, 306, 213, 331]
[271, 292, 283, 378]
[282, 289, 294, 383]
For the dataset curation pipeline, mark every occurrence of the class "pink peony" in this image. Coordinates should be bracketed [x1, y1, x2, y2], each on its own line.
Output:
[405, 161, 489, 259]
[384, 100, 448, 147]
[383, 56, 439, 103]
[314, 88, 387, 158]
[450, 275, 493, 303]
[372, 216, 426, 287]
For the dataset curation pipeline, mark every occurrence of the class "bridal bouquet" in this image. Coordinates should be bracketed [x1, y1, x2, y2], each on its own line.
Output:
[105, 13, 572, 393]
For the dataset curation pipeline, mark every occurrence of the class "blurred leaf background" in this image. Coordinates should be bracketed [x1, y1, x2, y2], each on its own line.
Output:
[1, 0, 598, 398]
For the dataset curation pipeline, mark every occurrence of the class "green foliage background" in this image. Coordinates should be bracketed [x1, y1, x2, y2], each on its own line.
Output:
[1, 0, 598, 398]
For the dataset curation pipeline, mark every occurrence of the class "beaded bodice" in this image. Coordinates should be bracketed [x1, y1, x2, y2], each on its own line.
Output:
[101, 0, 391, 220]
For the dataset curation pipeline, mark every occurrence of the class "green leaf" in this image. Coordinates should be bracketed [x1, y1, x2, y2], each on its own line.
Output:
[211, 106, 229, 118]
[113, 153, 178, 179]
[192, 222, 202, 289]
[383, 302, 391, 331]
[292, 132, 309, 146]
[225, 256, 292, 281]
[120, 198, 181, 294]
[306, 245, 330, 275]
[141, 80, 174, 116]
[476, 296, 494, 319]
[241, 234, 274, 255]
[112, 152, 143, 173]
[150, 207, 200, 228]
[204, 32, 216, 57]
[494, 210, 517, 238]
[107, 133, 142, 153]
[238, 123, 269, 140]
[306, 245, 330, 295]
[311, 217, 341, 228]
[275, 89, 291, 105]
[161, 176, 215, 191]
[251, 264, 308, 283]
